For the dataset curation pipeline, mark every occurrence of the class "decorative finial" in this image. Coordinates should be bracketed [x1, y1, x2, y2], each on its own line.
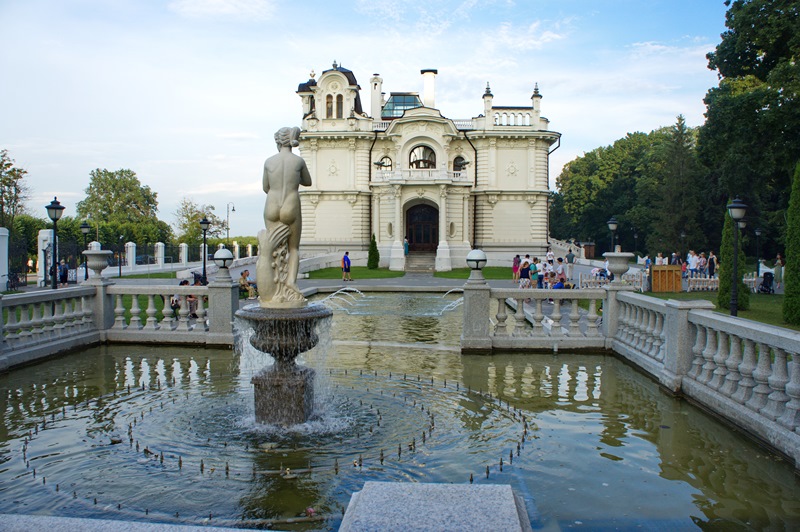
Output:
[533, 83, 541, 97]
[309, 69, 315, 79]
[333, 60, 338, 70]
[484, 82, 492, 97]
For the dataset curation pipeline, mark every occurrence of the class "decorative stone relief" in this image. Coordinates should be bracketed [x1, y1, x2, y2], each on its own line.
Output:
[417, 188, 426, 198]
[328, 160, 339, 177]
[347, 194, 358, 205]
[439, 185, 448, 198]
[487, 194, 499, 206]
[526, 195, 538, 206]
[308, 193, 321, 206]
[506, 161, 518, 177]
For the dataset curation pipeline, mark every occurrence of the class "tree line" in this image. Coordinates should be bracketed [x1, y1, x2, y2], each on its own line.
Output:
[551, 0, 798, 266]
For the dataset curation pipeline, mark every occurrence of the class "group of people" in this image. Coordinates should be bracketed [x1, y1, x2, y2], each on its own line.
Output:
[169, 279, 205, 319]
[653, 250, 719, 278]
[512, 247, 577, 290]
[239, 269, 258, 299]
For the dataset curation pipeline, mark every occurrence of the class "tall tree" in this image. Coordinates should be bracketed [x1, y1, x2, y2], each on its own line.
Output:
[784, 162, 800, 324]
[76, 169, 159, 225]
[174, 197, 226, 244]
[0, 149, 30, 230]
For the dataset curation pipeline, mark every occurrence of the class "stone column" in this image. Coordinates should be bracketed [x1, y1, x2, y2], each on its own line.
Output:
[435, 185, 451, 271]
[602, 284, 635, 344]
[662, 300, 715, 391]
[125, 242, 136, 270]
[461, 268, 492, 353]
[206, 269, 237, 346]
[179, 243, 189, 265]
[233, 241, 240, 260]
[389, 185, 405, 271]
[155, 242, 165, 265]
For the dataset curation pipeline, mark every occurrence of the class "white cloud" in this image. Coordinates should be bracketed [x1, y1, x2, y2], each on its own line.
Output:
[168, 0, 276, 19]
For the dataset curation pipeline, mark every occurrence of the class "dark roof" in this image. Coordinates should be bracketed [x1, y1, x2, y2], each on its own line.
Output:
[297, 78, 317, 92]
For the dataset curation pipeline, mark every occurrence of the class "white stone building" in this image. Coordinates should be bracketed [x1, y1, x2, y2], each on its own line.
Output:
[296, 62, 560, 270]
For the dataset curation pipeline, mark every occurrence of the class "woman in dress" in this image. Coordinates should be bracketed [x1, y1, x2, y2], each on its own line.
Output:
[774, 253, 784, 289]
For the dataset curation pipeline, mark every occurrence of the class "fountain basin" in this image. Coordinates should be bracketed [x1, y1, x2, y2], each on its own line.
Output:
[235, 304, 332, 363]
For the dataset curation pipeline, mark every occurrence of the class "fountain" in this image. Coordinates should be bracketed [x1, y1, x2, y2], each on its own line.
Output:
[235, 126, 332, 425]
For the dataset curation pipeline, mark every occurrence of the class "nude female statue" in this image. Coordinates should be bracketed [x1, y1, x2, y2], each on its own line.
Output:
[256, 126, 312, 308]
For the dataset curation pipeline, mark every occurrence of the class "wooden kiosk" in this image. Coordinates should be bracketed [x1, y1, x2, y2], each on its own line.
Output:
[651, 265, 682, 292]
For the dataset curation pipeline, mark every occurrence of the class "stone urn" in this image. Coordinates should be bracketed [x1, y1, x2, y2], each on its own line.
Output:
[82, 249, 113, 280]
[603, 252, 635, 283]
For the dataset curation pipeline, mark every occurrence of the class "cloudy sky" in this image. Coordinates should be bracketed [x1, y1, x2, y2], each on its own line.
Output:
[0, 0, 729, 238]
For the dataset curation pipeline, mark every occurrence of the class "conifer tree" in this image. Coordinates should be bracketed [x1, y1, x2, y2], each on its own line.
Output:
[718, 207, 750, 312]
[367, 234, 380, 269]
[783, 163, 800, 324]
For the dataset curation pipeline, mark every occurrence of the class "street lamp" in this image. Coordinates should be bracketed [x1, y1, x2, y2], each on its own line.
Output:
[199, 217, 211, 285]
[606, 217, 618, 252]
[680, 229, 686, 258]
[118, 235, 124, 278]
[633, 229, 638, 255]
[226, 202, 235, 246]
[80, 221, 91, 281]
[45, 197, 65, 290]
[727, 197, 747, 317]
[755, 227, 762, 277]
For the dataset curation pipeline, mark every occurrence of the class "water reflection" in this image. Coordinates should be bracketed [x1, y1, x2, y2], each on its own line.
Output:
[0, 294, 798, 530]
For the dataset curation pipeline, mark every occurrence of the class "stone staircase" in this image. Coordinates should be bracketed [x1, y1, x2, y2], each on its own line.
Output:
[404, 252, 436, 272]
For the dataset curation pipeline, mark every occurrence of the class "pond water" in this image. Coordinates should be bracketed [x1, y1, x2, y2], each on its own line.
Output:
[0, 292, 798, 530]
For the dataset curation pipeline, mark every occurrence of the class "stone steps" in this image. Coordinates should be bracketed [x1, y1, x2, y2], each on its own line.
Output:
[405, 253, 436, 272]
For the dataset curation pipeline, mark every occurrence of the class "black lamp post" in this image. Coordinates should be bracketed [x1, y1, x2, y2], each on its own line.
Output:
[199, 217, 211, 284]
[727, 197, 747, 316]
[633, 228, 638, 255]
[606, 217, 618, 252]
[45, 197, 65, 290]
[118, 235, 124, 278]
[755, 227, 762, 277]
[80, 221, 91, 280]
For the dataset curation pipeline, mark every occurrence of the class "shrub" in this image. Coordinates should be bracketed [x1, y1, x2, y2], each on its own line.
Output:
[784, 162, 800, 324]
[367, 234, 380, 269]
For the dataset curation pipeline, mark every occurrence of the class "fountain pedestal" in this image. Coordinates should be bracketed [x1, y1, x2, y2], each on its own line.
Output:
[236, 303, 332, 426]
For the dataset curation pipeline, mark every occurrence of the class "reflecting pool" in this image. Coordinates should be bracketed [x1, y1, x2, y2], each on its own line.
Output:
[0, 293, 798, 530]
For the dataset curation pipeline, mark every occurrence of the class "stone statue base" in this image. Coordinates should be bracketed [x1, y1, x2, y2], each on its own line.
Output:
[252, 365, 315, 425]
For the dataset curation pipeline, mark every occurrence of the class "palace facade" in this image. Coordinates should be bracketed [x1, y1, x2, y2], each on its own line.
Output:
[296, 62, 560, 270]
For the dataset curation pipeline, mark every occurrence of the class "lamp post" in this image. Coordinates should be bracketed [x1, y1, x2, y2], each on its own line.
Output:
[606, 217, 618, 252]
[633, 228, 638, 255]
[199, 217, 211, 284]
[118, 235, 124, 279]
[465, 249, 488, 283]
[226, 202, 235, 247]
[45, 197, 65, 290]
[80, 221, 91, 280]
[755, 227, 762, 277]
[727, 197, 747, 316]
[213, 248, 234, 282]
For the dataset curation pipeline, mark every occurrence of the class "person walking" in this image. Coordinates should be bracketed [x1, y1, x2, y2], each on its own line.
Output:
[342, 251, 352, 281]
[58, 259, 69, 288]
[512, 254, 521, 282]
[774, 253, 784, 289]
[707, 251, 717, 277]
[565, 248, 576, 280]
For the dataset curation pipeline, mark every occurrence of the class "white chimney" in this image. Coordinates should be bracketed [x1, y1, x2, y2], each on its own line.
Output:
[370, 73, 383, 119]
[421, 69, 437, 108]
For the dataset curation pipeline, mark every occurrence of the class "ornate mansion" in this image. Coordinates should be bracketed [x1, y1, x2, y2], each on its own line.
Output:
[295, 62, 560, 270]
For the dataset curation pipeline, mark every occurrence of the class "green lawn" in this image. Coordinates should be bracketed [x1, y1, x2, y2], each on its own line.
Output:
[124, 271, 177, 279]
[647, 291, 800, 332]
[434, 267, 512, 280]
[306, 267, 405, 280]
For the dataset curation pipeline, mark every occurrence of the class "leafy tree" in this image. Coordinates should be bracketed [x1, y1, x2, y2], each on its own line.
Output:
[0, 149, 30, 230]
[784, 162, 800, 324]
[367, 234, 379, 269]
[717, 206, 750, 311]
[174, 197, 226, 244]
[76, 169, 159, 225]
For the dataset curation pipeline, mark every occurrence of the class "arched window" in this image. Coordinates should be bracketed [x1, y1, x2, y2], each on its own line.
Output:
[409, 145, 436, 169]
[336, 95, 344, 119]
[453, 156, 467, 172]
[379, 156, 393, 170]
[326, 95, 333, 118]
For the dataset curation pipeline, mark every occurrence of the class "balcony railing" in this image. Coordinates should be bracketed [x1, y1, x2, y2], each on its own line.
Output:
[373, 170, 471, 183]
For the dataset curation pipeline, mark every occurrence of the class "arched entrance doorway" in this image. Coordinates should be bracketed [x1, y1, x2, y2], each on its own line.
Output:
[406, 204, 438, 252]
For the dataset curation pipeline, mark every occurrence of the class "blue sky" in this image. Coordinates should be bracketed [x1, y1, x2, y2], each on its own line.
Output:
[0, 0, 729, 237]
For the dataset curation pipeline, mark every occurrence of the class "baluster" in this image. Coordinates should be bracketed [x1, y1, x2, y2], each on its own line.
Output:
[196, 293, 207, 330]
[649, 312, 664, 361]
[62, 297, 77, 336]
[144, 294, 159, 330]
[30, 302, 44, 344]
[567, 297, 581, 336]
[688, 324, 706, 379]
[81, 295, 94, 330]
[16, 304, 32, 344]
[494, 297, 508, 336]
[732, 339, 757, 404]
[777, 353, 800, 430]
[512, 299, 527, 337]
[129, 294, 142, 329]
[720, 334, 743, 397]
[52, 300, 66, 337]
[698, 327, 718, 384]
[585, 299, 599, 337]
[642, 309, 655, 355]
[761, 348, 789, 421]
[531, 299, 544, 337]
[177, 297, 192, 331]
[746, 343, 773, 412]
[635, 308, 649, 352]
[113, 294, 126, 329]
[4, 305, 20, 345]
[550, 298, 563, 337]
[41, 300, 56, 340]
[620, 302, 633, 344]
[709, 331, 729, 390]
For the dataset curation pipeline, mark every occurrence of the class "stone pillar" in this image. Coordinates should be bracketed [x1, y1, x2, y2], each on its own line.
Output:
[233, 241, 240, 260]
[83, 251, 116, 333]
[461, 269, 492, 353]
[435, 185, 451, 271]
[662, 300, 715, 391]
[0, 228, 8, 289]
[206, 268, 237, 346]
[389, 185, 405, 271]
[155, 242, 165, 265]
[602, 284, 635, 343]
[179, 243, 188, 265]
[247, 244, 253, 257]
[125, 242, 136, 271]
[37, 229, 53, 287]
